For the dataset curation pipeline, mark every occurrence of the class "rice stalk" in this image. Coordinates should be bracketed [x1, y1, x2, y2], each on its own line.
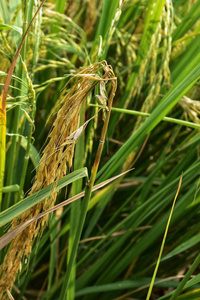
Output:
[0, 61, 112, 299]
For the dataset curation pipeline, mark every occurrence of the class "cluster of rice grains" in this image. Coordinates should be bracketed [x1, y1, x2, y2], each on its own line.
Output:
[123, 2, 173, 171]
[0, 61, 114, 299]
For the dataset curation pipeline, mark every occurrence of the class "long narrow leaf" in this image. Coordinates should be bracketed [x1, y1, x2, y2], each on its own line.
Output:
[146, 175, 182, 300]
[0, 169, 132, 251]
[0, 168, 88, 227]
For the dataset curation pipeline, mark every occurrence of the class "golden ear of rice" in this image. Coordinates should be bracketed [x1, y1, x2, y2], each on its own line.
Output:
[0, 61, 111, 298]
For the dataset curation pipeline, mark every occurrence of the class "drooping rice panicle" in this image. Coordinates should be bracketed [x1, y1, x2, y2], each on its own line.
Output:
[0, 61, 112, 298]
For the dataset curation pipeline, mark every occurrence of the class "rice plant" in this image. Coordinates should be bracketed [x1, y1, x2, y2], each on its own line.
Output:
[0, 0, 200, 299]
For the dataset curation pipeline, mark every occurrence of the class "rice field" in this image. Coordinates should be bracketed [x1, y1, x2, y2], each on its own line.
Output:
[0, 1, 200, 299]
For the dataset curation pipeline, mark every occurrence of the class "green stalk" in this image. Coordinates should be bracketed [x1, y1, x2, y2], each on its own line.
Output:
[89, 104, 200, 130]
[17, 0, 39, 201]
[3, 110, 20, 207]
[146, 175, 182, 300]
[2, 185, 19, 193]
[17, 0, 41, 201]
[3, 0, 28, 210]
[48, 213, 57, 292]
[30, 0, 42, 80]
[17, 92, 36, 201]
[60, 78, 117, 300]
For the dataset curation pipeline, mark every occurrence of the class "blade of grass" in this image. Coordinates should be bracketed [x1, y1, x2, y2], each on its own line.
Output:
[146, 174, 182, 300]
[47, 213, 57, 292]
[0, 169, 132, 251]
[0, 23, 22, 34]
[67, 104, 85, 300]
[0, 168, 88, 227]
